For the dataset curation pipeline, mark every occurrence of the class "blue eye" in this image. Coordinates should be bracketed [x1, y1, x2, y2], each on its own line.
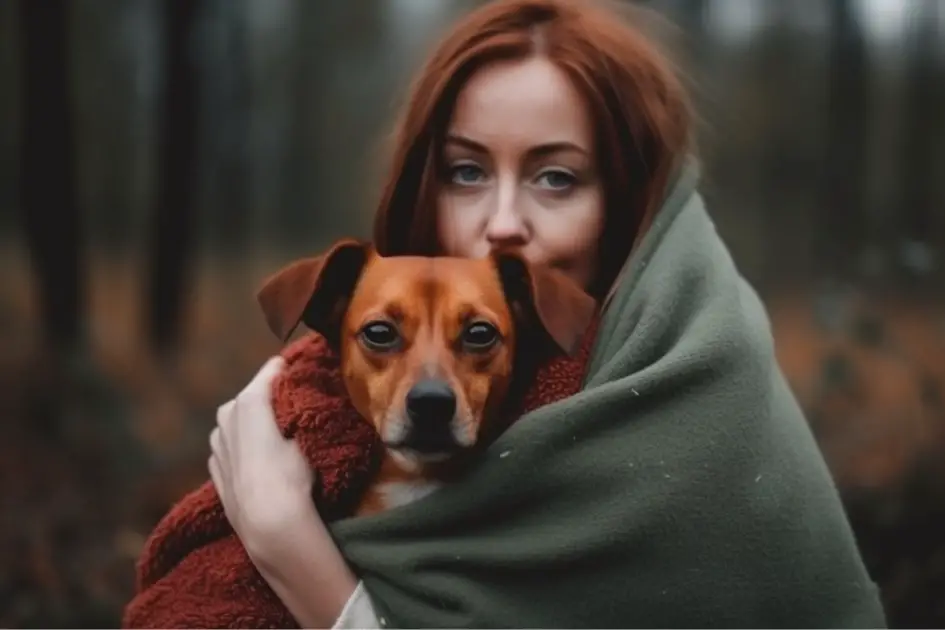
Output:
[535, 169, 576, 191]
[450, 162, 486, 185]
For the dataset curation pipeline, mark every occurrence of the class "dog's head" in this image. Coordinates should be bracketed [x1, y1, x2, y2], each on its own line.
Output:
[257, 240, 596, 468]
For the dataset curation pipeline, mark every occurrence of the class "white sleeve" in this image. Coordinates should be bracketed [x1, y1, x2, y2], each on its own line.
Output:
[331, 580, 384, 629]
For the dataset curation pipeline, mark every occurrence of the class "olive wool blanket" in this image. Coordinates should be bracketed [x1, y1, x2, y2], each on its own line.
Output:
[326, 161, 887, 628]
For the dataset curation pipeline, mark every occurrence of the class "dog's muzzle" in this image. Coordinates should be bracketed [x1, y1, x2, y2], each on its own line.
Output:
[400, 378, 461, 455]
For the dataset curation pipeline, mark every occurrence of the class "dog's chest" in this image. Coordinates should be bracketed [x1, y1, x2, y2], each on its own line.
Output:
[375, 480, 442, 509]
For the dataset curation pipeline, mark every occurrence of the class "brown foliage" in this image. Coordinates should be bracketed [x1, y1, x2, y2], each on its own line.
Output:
[771, 290, 945, 626]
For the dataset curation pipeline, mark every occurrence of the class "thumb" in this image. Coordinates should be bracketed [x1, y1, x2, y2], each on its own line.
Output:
[242, 356, 285, 401]
[234, 356, 285, 437]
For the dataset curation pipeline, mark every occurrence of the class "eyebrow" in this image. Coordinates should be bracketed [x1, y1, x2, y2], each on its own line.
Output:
[444, 133, 589, 158]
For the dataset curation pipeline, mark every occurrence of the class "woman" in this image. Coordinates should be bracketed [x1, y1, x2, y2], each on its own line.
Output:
[209, 0, 886, 627]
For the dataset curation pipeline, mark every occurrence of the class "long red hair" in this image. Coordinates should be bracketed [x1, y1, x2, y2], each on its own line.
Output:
[372, 0, 693, 297]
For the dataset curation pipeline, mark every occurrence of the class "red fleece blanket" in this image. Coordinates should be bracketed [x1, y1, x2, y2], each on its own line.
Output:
[122, 326, 597, 629]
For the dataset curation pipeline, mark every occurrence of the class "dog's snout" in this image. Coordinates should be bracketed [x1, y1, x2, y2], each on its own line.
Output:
[402, 379, 459, 455]
[405, 379, 457, 423]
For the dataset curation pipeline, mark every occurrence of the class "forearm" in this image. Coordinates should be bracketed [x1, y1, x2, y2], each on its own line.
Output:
[245, 502, 361, 629]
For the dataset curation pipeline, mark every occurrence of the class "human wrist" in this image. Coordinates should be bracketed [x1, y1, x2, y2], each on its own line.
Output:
[241, 494, 324, 568]
[246, 502, 358, 628]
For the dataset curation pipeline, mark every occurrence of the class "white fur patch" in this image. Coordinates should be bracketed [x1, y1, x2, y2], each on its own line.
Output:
[376, 480, 442, 509]
[381, 415, 408, 445]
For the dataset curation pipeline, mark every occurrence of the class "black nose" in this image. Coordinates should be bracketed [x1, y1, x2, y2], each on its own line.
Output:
[405, 379, 457, 423]
[403, 379, 458, 454]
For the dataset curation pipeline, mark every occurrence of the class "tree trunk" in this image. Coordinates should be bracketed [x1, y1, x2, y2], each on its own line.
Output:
[145, 0, 200, 355]
[822, 0, 871, 281]
[896, 0, 943, 288]
[18, 0, 84, 354]
[204, 0, 251, 254]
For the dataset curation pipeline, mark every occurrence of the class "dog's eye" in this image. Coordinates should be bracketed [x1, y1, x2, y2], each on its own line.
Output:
[462, 322, 500, 351]
[359, 321, 400, 351]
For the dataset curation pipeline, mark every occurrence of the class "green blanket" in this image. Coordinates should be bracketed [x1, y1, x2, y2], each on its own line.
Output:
[330, 160, 887, 628]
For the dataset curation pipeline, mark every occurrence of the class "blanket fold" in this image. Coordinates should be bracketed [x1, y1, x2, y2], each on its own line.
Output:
[122, 313, 596, 628]
[326, 160, 887, 628]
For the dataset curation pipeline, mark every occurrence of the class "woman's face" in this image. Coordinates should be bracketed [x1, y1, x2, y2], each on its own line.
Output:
[436, 57, 605, 293]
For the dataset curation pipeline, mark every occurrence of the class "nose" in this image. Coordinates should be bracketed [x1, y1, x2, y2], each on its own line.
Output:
[403, 379, 459, 454]
[485, 185, 529, 248]
[405, 379, 457, 423]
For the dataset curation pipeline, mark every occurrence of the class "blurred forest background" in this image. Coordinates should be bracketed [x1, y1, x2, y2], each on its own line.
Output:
[1, 0, 943, 627]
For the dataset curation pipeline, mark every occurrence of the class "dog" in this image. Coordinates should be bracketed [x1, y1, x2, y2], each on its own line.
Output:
[256, 239, 596, 516]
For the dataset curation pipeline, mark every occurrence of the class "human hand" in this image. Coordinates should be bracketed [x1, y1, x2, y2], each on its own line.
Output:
[209, 356, 315, 548]
[209, 356, 358, 627]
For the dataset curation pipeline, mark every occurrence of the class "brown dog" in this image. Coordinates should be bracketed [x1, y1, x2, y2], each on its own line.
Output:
[257, 239, 596, 516]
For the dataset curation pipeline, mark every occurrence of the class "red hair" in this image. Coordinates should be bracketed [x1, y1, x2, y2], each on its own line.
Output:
[372, 0, 693, 297]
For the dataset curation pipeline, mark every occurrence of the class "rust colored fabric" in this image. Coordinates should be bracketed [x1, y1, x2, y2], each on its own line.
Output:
[122, 322, 598, 629]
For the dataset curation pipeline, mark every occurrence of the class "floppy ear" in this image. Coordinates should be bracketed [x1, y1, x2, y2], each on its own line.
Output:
[492, 252, 598, 356]
[256, 239, 370, 345]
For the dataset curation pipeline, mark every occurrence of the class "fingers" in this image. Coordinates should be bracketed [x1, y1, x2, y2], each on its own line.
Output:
[209, 356, 286, 520]
[211, 402, 234, 509]
[215, 398, 237, 443]
[217, 399, 236, 424]
[211, 355, 284, 461]
[233, 357, 284, 440]
[241, 356, 285, 401]
[209, 423, 230, 494]
[208, 453, 222, 492]
[209, 424, 227, 460]
[208, 453, 230, 519]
